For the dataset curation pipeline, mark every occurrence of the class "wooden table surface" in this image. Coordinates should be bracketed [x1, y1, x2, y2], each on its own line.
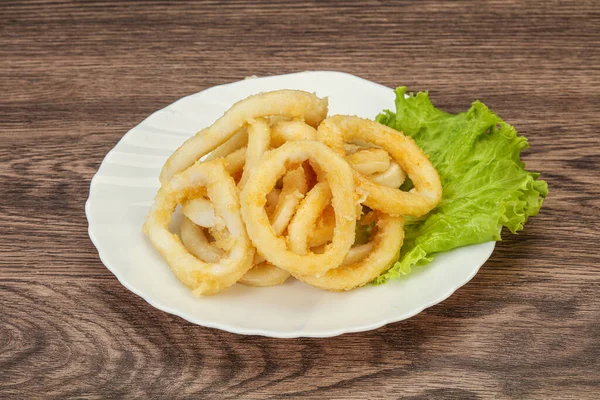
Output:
[1, 1, 599, 398]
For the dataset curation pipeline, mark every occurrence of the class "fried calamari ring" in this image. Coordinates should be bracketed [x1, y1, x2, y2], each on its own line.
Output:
[345, 148, 391, 175]
[205, 128, 248, 162]
[225, 120, 318, 179]
[317, 115, 442, 216]
[223, 146, 247, 176]
[181, 195, 290, 287]
[181, 195, 236, 259]
[160, 90, 328, 183]
[264, 188, 281, 216]
[293, 213, 405, 291]
[208, 155, 302, 287]
[224, 119, 317, 185]
[208, 224, 236, 252]
[287, 182, 331, 256]
[179, 205, 283, 288]
[238, 166, 308, 287]
[287, 184, 374, 260]
[308, 204, 335, 248]
[144, 159, 254, 295]
[181, 197, 216, 228]
[241, 141, 356, 277]
[343, 141, 378, 154]
[310, 242, 375, 265]
[370, 161, 406, 188]
[340, 243, 374, 266]
[270, 166, 308, 235]
[180, 217, 223, 263]
[238, 118, 271, 189]
[238, 262, 291, 287]
[183, 120, 308, 286]
[270, 119, 317, 147]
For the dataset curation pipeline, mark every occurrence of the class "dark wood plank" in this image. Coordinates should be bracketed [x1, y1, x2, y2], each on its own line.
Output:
[1, 0, 599, 398]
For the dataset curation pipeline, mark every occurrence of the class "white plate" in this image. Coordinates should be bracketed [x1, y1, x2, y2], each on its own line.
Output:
[86, 71, 495, 338]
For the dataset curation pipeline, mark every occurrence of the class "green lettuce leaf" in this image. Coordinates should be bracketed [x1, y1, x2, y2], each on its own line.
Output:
[374, 87, 548, 284]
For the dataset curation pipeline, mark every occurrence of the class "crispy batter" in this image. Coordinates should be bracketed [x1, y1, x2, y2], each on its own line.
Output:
[144, 159, 254, 295]
[160, 90, 328, 183]
[145, 91, 442, 295]
[240, 141, 356, 277]
[318, 115, 442, 216]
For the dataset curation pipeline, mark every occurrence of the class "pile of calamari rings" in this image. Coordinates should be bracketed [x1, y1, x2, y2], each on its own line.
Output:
[143, 90, 442, 295]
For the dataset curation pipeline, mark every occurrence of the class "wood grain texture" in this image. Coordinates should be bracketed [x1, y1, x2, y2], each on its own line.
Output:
[1, 0, 599, 398]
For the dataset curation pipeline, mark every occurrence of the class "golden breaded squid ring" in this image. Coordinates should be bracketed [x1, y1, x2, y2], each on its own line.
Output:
[181, 197, 216, 228]
[181, 206, 273, 290]
[317, 115, 442, 216]
[264, 188, 281, 216]
[180, 217, 223, 263]
[239, 166, 308, 286]
[241, 141, 356, 277]
[343, 141, 378, 154]
[308, 205, 335, 248]
[187, 180, 295, 287]
[205, 128, 248, 162]
[208, 224, 237, 252]
[224, 120, 315, 183]
[223, 120, 317, 180]
[345, 148, 391, 175]
[183, 120, 295, 286]
[310, 242, 375, 265]
[181, 196, 237, 255]
[144, 159, 254, 295]
[287, 182, 332, 255]
[340, 243, 374, 266]
[223, 146, 247, 176]
[294, 213, 405, 291]
[270, 165, 308, 235]
[270, 119, 317, 147]
[181, 193, 247, 262]
[370, 161, 406, 188]
[180, 195, 290, 287]
[238, 118, 271, 189]
[238, 261, 291, 287]
[287, 184, 376, 265]
[160, 90, 328, 183]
